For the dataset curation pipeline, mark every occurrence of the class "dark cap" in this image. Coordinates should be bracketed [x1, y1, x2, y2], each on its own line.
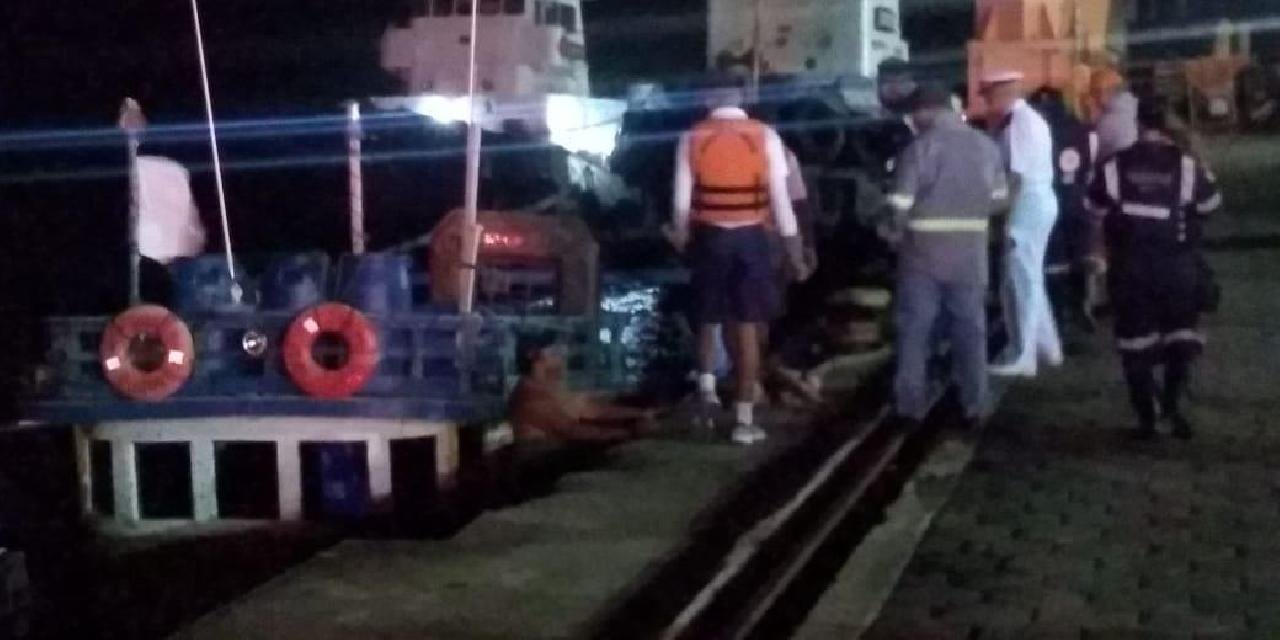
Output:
[1137, 96, 1170, 131]
[910, 82, 953, 112]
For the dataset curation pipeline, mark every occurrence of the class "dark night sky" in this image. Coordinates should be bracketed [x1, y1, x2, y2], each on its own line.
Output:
[0, 0, 985, 126]
[6, 1, 1280, 125]
[0, 0, 402, 126]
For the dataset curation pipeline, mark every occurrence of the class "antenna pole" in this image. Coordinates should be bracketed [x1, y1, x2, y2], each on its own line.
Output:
[189, 0, 241, 302]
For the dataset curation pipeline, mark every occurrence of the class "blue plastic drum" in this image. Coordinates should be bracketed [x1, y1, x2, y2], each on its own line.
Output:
[260, 252, 330, 313]
[334, 253, 413, 315]
[169, 256, 255, 314]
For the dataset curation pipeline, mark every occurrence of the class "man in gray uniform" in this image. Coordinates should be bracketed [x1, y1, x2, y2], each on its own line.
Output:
[888, 84, 1009, 430]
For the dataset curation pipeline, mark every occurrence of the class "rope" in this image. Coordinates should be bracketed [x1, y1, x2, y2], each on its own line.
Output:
[188, 0, 239, 295]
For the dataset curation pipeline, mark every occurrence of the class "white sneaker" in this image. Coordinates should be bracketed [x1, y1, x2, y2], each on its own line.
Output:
[700, 390, 722, 407]
[693, 392, 722, 431]
[731, 424, 768, 446]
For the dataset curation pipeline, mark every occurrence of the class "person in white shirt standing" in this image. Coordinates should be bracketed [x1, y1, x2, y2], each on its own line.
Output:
[983, 71, 1064, 378]
[136, 155, 206, 304]
[669, 81, 809, 445]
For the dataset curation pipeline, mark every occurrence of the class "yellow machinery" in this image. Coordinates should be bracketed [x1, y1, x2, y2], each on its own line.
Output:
[967, 0, 1120, 119]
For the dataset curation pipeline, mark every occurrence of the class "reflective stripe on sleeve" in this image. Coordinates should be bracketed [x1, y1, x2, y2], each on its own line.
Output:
[1180, 155, 1196, 206]
[1163, 329, 1205, 345]
[1104, 160, 1120, 201]
[907, 218, 990, 233]
[887, 194, 916, 211]
[1120, 202, 1172, 219]
[1117, 333, 1162, 352]
[1197, 192, 1223, 213]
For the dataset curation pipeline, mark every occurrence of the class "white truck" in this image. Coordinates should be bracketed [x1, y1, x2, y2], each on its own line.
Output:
[707, 0, 909, 87]
[381, 0, 590, 98]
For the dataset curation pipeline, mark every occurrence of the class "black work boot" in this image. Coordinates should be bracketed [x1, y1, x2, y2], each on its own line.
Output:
[1163, 353, 1194, 440]
[1169, 413, 1194, 440]
[1124, 361, 1158, 441]
[1130, 418, 1158, 441]
[895, 416, 924, 433]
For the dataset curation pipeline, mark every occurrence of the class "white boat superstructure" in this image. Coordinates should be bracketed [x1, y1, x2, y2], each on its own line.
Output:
[382, 0, 590, 98]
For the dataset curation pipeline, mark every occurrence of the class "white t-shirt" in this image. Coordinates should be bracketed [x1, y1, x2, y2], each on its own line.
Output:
[999, 99, 1056, 185]
[785, 148, 808, 202]
[136, 155, 206, 264]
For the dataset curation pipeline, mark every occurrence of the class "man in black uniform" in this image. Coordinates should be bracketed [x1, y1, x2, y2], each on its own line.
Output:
[1029, 87, 1102, 329]
[1087, 98, 1222, 440]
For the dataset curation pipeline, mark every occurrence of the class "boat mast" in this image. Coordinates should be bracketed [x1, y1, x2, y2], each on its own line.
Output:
[459, 0, 484, 314]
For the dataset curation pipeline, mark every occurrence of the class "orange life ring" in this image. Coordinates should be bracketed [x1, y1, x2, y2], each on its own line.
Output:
[282, 302, 380, 399]
[100, 305, 195, 401]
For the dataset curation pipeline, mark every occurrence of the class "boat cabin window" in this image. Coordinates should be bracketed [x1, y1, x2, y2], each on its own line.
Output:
[874, 7, 897, 34]
[456, 0, 471, 15]
[432, 0, 452, 16]
[534, 1, 577, 32]
[479, 0, 500, 15]
[503, 0, 526, 15]
[559, 5, 577, 32]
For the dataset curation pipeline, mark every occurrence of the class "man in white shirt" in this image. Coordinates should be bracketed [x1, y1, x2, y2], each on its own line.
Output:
[669, 82, 808, 445]
[983, 71, 1063, 377]
[136, 155, 206, 304]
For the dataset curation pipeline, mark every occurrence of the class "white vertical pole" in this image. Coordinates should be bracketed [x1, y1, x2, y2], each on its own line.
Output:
[434, 426, 460, 493]
[125, 132, 142, 306]
[347, 101, 366, 255]
[459, 0, 484, 314]
[751, 0, 763, 100]
[366, 436, 392, 512]
[111, 440, 141, 524]
[276, 439, 303, 521]
[190, 439, 218, 522]
[118, 98, 146, 307]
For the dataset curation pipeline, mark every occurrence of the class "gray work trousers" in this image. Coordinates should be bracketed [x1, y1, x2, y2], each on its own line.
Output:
[894, 270, 988, 420]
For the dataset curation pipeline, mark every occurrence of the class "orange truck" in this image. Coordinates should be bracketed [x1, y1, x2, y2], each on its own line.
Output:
[967, 0, 1121, 119]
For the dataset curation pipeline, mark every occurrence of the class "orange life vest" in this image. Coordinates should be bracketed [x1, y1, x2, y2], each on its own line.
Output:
[689, 117, 771, 227]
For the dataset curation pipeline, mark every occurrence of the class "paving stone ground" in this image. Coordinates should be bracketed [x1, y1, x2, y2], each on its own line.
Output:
[865, 138, 1280, 640]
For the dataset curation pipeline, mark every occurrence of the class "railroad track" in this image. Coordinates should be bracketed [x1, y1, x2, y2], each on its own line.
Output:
[585, 366, 959, 640]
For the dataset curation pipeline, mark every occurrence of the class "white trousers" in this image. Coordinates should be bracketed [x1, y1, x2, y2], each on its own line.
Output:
[999, 183, 1062, 372]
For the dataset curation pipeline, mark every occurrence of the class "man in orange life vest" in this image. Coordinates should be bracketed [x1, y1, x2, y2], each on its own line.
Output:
[669, 81, 810, 445]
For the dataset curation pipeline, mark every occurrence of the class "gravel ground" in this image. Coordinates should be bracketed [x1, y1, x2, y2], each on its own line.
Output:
[864, 136, 1280, 639]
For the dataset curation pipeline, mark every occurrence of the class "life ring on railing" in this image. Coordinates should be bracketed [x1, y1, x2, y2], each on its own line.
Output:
[282, 302, 379, 399]
[100, 305, 195, 401]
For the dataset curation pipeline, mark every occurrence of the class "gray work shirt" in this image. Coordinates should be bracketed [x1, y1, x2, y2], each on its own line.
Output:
[892, 113, 1008, 285]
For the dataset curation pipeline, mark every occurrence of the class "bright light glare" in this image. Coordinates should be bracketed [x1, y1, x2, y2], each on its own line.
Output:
[546, 95, 622, 157]
[411, 95, 474, 124]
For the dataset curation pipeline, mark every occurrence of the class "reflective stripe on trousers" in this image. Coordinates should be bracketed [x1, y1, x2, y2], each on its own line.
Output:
[907, 218, 989, 233]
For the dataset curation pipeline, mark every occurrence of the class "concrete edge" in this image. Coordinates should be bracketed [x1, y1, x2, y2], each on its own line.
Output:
[793, 382, 1010, 640]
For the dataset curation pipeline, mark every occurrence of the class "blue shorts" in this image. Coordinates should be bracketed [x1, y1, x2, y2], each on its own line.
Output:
[690, 224, 777, 325]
